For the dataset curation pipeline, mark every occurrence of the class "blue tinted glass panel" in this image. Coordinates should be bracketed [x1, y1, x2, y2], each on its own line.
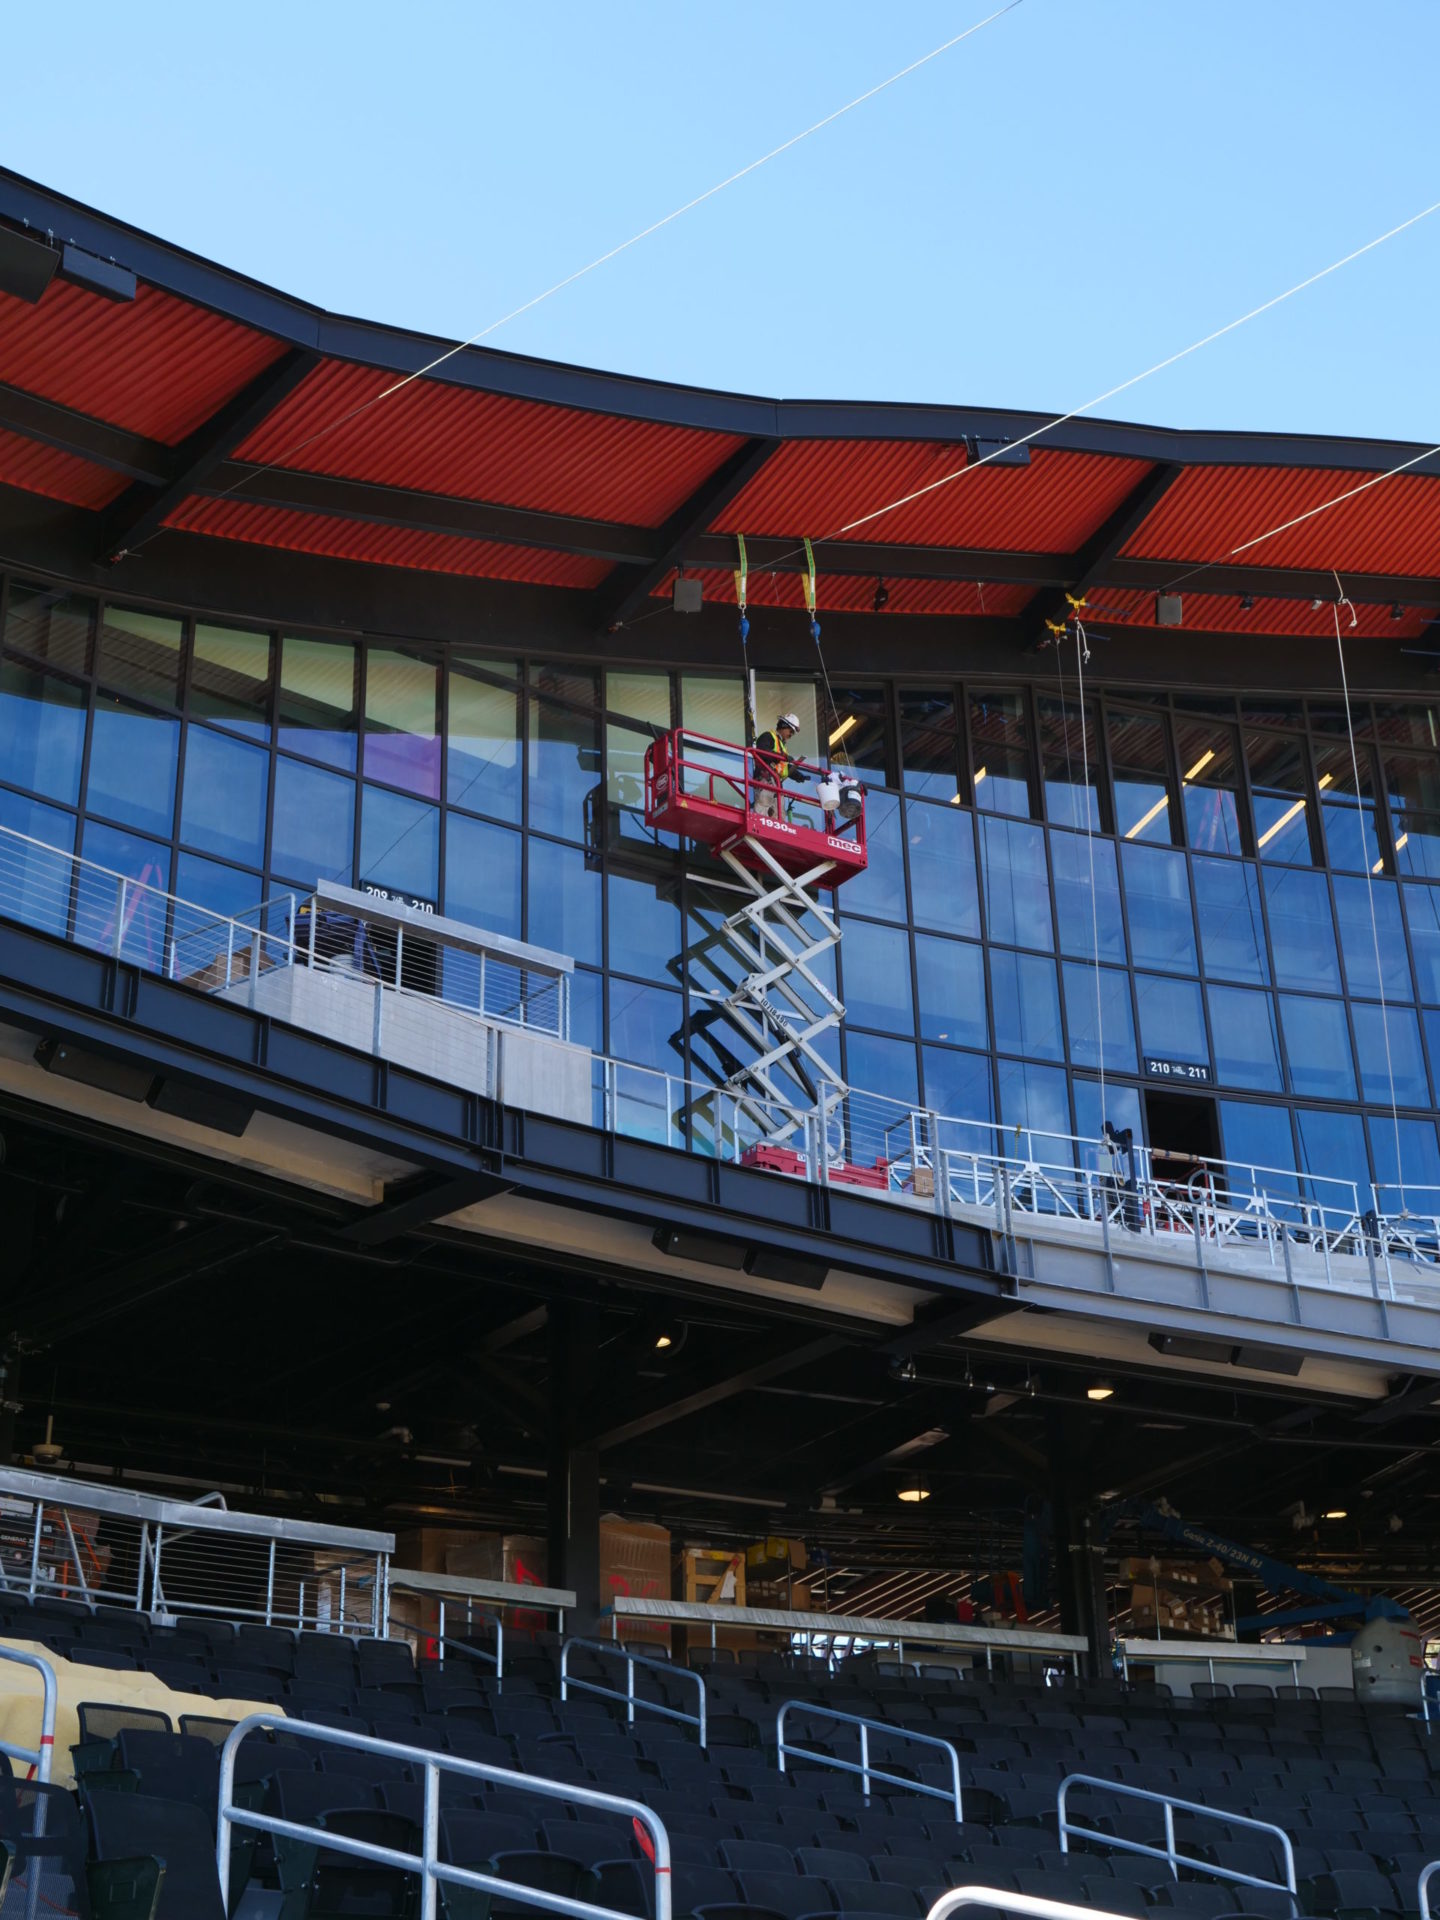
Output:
[1135, 973, 1208, 1066]
[922, 1047, 993, 1130]
[1122, 843, 1196, 974]
[279, 638, 357, 770]
[844, 789, 906, 921]
[568, 967, 603, 1054]
[608, 980, 684, 1144]
[360, 786, 438, 903]
[970, 690, 1032, 818]
[1264, 866, 1341, 991]
[1073, 1077, 1142, 1153]
[608, 872, 682, 982]
[0, 662, 85, 805]
[991, 949, 1063, 1061]
[0, 788, 74, 936]
[1183, 783, 1243, 857]
[1192, 857, 1268, 984]
[1404, 883, 1440, 1001]
[448, 665, 521, 822]
[1351, 1002, 1428, 1106]
[173, 851, 266, 980]
[528, 683, 599, 841]
[1370, 1115, 1440, 1206]
[1295, 1107, 1369, 1206]
[1050, 830, 1125, 963]
[914, 935, 986, 1048]
[980, 814, 1052, 950]
[996, 1058, 1071, 1165]
[1321, 795, 1381, 874]
[271, 756, 354, 883]
[1207, 985, 1282, 1091]
[444, 812, 521, 943]
[845, 1030, 919, 1111]
[1219, 1100, 1298, 1207]
[899, 688, 960, 802]
[906, 800, 979, 936]
[1396, 822, 1440, 879]
[527, 836, 600, 965]
[180, 725, 268, 867]
[1333, 876, 1411, 1000]
[86, 694, 178, 836]
[75, 821, 170, 968]
[1062, 962, 1136, 1072]
[4, 581, 93, 675]
[842, 918, 914, 1034]
[1278, 994, 1355, 1099]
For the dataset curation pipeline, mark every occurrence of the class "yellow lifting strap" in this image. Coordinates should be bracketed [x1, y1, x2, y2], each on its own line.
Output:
[734, 534, 749, 612]
[801, 538, 818, 616]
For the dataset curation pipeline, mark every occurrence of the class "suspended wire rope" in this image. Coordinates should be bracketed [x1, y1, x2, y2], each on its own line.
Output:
[1074, 621, 1106, 1127]
[759, 194, 1440, 575]
[1331, 576, 1407, 1213]
[133, 2, 1024, 551]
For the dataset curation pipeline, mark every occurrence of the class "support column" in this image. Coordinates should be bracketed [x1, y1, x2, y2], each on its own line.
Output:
[547, 1303, 602, 1637]
[1046, 1405, 1109, 1678]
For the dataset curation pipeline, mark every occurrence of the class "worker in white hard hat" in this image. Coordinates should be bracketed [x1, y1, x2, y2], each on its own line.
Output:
[752, 712, 808, 819]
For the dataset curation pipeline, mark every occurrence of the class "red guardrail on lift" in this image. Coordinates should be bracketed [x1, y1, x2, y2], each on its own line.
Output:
[643, 728, 868, 887]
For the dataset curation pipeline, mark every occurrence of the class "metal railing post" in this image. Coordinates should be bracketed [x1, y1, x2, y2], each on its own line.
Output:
[338, 1564, 347, 1633]
[439, 1599, 446, 1667]
[135, 1522, 149, 1612]
[225, 917, 235, 989]
[420, 1758, 440, 1920]
[859, 1719, 871, 1801]
[265, 1540, 276, 1626]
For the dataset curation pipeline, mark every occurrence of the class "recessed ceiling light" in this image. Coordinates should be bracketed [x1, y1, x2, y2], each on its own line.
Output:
[1087, 1383, 1115, 1402]
[1323, 1508, 1348, 1521]
[897, 1485, 931, 1503]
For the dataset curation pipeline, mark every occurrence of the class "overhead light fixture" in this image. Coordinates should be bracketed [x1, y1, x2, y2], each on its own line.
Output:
[1182, 750, 1216, 782]
[1318, 773, 1334, 791]
[897, 1480, 931, 1503]
[872, 579, 890, 615]
[1372, 856, 1385, 875]
[59, 242, 135, 303]
[1086, 1382, 1115, 1402]
[672, 574, 702, 614]
[1256, 797, 1308, 849]
[1125, 795, 1171, 840]
[948, 792, 962, 806]
[1240, 594, 1255, 612]
[1155, 593, 1183, 628]
[1396, 832, 1410, 854]
[973, 765, 988, 785]
[1323, 1508, 1348, 1521]
[654, 1333, 673, 1351]
[1391, 603, 1405, 622]
[829, 715, 859, 747]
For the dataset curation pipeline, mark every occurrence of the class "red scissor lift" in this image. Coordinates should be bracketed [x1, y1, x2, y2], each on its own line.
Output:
[644, 728, 868, 1159]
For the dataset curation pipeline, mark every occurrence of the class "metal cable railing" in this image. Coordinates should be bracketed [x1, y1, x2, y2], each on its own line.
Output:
[1057, 1773, 1296, 1903]
[776, 1700, 963, 1821]
[3, 817, 1439, 1297]
[561, 1637, 706, 1746]
[217, 1713, 673, 1920]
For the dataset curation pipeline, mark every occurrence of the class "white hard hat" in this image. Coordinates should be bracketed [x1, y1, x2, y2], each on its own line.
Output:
[778, 711, 801, 732]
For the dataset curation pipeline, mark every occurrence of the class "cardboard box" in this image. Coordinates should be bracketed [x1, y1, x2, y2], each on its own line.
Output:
[602, 1517, 671, 1648]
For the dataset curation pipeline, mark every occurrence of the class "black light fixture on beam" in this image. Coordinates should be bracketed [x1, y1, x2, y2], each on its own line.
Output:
[59, 243, 135, 304]
[872, 578, 890, 615]
[0, 224, 59, 304]
[34, 1037, 156, 1103]
[1240, 594, 1255, 612]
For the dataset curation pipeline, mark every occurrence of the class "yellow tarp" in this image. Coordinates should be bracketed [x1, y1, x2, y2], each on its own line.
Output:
[0, 1637, 283, 1788]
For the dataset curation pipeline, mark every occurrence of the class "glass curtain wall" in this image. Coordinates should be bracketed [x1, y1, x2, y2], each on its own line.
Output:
[1, 570, 1436, 1199]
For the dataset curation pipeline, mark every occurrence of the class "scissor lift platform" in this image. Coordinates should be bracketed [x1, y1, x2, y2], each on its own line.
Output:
[643, 729, 868, 886]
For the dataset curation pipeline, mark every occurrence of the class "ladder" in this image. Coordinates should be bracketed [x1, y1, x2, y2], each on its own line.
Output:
[686, 830, 849, 1148]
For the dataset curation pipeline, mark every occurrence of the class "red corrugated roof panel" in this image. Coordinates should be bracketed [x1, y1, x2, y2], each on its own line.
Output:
[164, 496, 609, 589]
[657, 566, 1032, 620]
[0, 279, 286, 444]
[1123, 462, 1440, 576]
[0, 427, 126, 509]
[1078, 585, 1429, 642]
[233, 360, 745, 527]
[713, 442, 1152, 552]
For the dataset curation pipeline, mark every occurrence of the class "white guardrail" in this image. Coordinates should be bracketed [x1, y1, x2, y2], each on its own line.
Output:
[928, 1894, 1137, 1920]
[2, 817, 1437, 1297]
[1057, 1774, 1297, 1903]
[218, 1714, 673, 1920]
[0, 1644, 57, 1783]
[777, 1700, 963, 1821]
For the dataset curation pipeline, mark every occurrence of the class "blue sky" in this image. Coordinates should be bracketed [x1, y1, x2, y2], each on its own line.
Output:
[5, 2, 1438, 441]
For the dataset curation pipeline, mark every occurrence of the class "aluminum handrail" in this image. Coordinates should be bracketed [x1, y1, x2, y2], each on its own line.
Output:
[1057, 1773, 1296, 1899]
[1418, 1858, 1440, 1919]
[1116, 1638, 1305, 1689]
[217, 1712, 672, 1920]
[0, 1466, 393, 1551]
[928, 1891, 1136, 1920]
[0, 1645, 57, 1783]
[562, 1636, 707, 1747]
[776, 1700, 962, 1821]
[386, 1616, 501, 1680]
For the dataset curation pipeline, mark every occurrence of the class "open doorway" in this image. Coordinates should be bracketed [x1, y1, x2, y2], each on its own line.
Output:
[1143, 1089, 1221, 1195]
